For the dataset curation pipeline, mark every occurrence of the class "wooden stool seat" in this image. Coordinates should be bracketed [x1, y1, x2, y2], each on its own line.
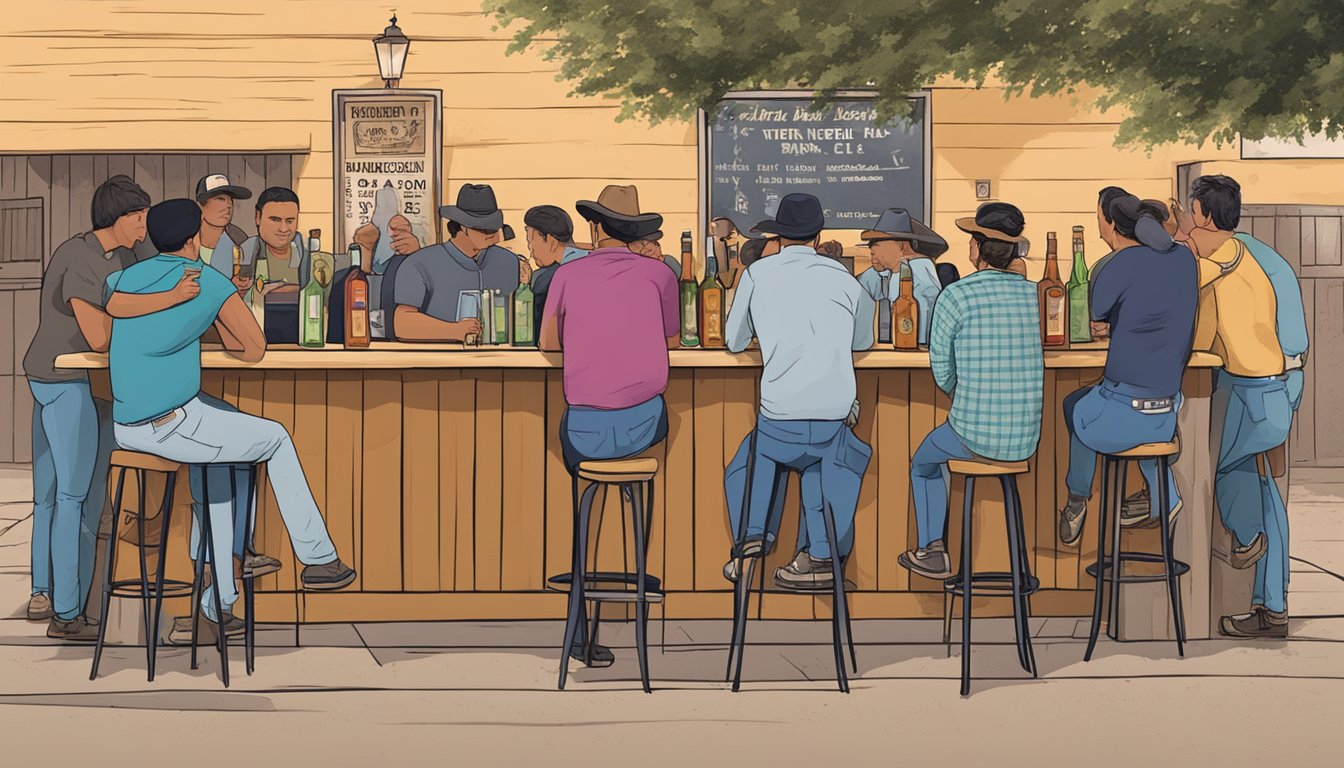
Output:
[577, 457, 659, 483]
[948, 458, 1030, 476]
[110, 450, 181, 475]
[1110, 438, 1180, 458]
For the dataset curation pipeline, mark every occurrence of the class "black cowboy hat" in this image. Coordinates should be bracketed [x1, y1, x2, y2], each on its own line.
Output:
[956, 202, 1028, 243]
[750, 193, 825, 239]
[858, 208, 949, 258]
[439, 183, 504, 231]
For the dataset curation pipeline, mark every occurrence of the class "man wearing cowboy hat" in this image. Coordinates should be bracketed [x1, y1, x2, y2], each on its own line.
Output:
[856, 208, 949, 347]
[899, 202, 1044, 581]
[394, 183, 521, 342]
[721, 192, 874, 591]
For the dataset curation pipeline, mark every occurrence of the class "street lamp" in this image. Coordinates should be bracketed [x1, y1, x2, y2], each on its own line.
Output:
[373, 14, 410, 88]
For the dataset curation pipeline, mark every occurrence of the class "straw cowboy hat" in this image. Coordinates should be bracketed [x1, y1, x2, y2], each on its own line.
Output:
[576, 185, 663, 239]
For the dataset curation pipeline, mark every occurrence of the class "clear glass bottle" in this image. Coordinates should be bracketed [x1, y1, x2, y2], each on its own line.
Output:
[678, 230, 700, 347]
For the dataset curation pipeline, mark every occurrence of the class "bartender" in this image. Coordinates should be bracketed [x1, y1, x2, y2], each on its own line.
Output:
[393, 183, 521, 342]
[855, 207, 948, 346]
[235, 186, 310, 343]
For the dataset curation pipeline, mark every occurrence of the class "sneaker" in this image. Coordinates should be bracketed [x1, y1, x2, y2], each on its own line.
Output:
[897, 541, 953, 580]
[47, 616, 99, 642]
[168, 612, 246, 646]
[27, 593, 54, 622]
[773, 550, 837, 592]
[240, 550, 282, 578]
[1058, 495, 1089, 547]
[568, 642, 615, 668]
[1219, 606, 1288, 639]
[1229, 532, 1267, 570]
[723, 538, 765, 582]
[1120, 490, 1183, 529]
[301, 559, 357, 591]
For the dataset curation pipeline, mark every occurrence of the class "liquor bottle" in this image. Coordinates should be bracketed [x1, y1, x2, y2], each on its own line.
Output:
[698, 237, 726, 349]
[893, 262, 919, 350]
[308, 229, 333, 291]
[678, 230, 700, 347]
[1038, 232, 1067, 347]
[299, 260, 326, 349]
[492, 290, 508, 345]
[513, 281, 535, 346]
[1067, 225, 1092, 344]
[343, 244, 371, 349]
[480, 289, 495, 345]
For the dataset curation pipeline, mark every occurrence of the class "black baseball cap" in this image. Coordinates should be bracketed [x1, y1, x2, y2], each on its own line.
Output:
[148, 199, 203, 252]
[523, 205, 574, 242]
[195, 173, 253, 203]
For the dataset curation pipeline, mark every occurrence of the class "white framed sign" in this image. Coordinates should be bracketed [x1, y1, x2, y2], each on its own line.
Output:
[332, 88, 443, 251]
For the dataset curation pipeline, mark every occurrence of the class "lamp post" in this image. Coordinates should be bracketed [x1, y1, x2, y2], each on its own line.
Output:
[372, 14, 410, 88]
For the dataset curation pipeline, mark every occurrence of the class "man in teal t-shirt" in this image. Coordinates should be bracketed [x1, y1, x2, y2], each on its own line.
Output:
[105, 199, 356, 641]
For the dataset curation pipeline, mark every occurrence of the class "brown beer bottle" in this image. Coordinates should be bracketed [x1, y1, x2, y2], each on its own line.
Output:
[698, 237, 726, 349]
[893, 263, 919, 350]
[343, 243, 371, 349]
[1038, 232, 1067, 347]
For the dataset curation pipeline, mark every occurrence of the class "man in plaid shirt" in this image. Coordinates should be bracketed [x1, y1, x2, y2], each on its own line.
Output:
[899, 203, 1044, 580]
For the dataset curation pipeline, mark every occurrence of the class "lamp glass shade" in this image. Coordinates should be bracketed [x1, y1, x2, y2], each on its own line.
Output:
[374, 38, 409, 83]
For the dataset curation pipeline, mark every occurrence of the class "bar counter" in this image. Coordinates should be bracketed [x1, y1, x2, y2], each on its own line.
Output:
[57, 345, 1224, 639]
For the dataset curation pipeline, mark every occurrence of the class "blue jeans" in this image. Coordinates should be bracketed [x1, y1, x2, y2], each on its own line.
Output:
[29, 379, 114, 621]
[724, 417, 871, 561]
[115, 394, 338, 620]
[560, 396, 668, 473]
[1063, 380, 1181, 518]
[910, 421, 976, 549]
[1216, 372, 1297, 613]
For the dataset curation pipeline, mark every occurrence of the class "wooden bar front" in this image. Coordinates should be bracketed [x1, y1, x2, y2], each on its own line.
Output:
[59, 346, 1221, 638]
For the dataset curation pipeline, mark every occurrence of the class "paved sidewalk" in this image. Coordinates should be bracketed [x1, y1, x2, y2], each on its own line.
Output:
[1, 464, 1342, 766]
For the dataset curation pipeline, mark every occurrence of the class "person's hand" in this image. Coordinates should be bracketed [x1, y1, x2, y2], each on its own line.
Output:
[232, 275, 254, 293]
[517, 254, 533, 284]
[1171, 198, 1196, 241]
[450, 317, 482, 342]
[817, 240, 844, 259]
[388, 215, 420, 255]
[353, 222, 380, 257]
[1090, 321, 1111, 339]
[171, 270, 202, 302]
[845, 399, 861, 428]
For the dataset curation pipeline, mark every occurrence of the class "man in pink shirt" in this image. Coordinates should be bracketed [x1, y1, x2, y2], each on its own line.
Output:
[540, 185, 679, 472]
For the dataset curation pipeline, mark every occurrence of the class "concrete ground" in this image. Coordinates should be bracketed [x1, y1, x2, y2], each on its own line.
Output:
[1, 464, 1342, 767]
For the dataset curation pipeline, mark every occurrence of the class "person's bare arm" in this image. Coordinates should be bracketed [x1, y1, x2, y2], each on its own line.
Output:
[393, 305, 480, 342]
[539, 311, 561, 352]
[214, 293, 267, 363]
[105, 272, 200, 318]
[69, 299, 112, 353]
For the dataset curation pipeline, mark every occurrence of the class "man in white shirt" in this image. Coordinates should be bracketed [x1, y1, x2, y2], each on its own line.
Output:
[721, 193, 875, 591]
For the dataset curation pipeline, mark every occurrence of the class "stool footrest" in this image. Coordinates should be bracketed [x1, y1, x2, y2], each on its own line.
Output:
[108, 578, 194, 600]
[1086, 554, 1190, 583]
[943, 571, 1040, 597]
[547, 571, 663, 595]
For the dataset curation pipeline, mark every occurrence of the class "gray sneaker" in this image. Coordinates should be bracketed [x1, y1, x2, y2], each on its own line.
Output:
[773, 551, 838, 592]
[897, 541, 952, 580]
[47, 616, 99, 642]
[1219, 606, 1288, 639]
[301, 559, 357, 591]
[1058, 495, 1089, 547]
[168, 612, 246, 646]
[1229, 532, 1267, 570]
[723, 538, 766, 582]
[27, 593, 54, 622]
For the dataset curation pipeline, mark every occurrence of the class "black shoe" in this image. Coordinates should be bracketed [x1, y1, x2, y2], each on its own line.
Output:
[569, 642, 615, 668]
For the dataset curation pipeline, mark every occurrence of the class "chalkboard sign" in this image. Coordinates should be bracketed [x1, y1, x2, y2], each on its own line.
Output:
[707, 95, 928, 231]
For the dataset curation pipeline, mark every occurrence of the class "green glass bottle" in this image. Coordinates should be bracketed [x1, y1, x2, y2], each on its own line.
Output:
[1066, 225, 1092, 344]
[299, 268, 326, 349]
[678, 230, 700, 347]
[513, 281, 535, 346]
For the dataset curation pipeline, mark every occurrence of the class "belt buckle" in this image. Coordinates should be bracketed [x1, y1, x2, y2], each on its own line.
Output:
[1132, 397, 1173, 415]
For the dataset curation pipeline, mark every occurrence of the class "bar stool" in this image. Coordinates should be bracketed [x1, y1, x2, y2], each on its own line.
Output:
[553, 457, 662, 693]
[90, 451, 193, 682]
[725, 467, 856, 694]
[1084, 438, 1187, 660]
[942, 457, 1038, 697]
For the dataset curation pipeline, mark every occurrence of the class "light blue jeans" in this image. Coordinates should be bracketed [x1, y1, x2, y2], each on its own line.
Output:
[29, 379, 115, 621]
[114, 394, 338, 620]
[1064, 379, 1182, 517]
[910, 421, 976, 549]
[724, 417, 871, 561]
[1216, 372, 1298, 614]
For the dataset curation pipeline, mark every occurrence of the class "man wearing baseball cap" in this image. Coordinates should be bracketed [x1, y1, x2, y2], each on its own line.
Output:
[898, 202, 1043, 581]
[193, 173, 252, 290]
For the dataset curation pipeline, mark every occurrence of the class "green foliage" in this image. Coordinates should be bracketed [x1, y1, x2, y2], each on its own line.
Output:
[487, 0, 1344, 147]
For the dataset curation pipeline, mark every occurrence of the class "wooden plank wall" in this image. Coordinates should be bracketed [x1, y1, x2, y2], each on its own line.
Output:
[1241, 205, 1344, 467]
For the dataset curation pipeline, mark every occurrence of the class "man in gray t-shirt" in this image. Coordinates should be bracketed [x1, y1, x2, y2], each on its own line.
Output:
[393, 183, 521, 341]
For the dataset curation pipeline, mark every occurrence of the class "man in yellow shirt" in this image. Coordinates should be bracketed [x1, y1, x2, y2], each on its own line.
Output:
[1181, 175, 1299, 639]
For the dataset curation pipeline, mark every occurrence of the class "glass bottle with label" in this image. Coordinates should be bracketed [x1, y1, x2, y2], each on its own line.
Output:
[1067, 225, 1092, 344]
[299, 261, 326, 349]
[344, 244, 371, 349]
[513, 281, 535, 346]
[1038, 232, 1067, 347]
[699, 238, 726, 349]
[678, 230, 700, 347]
[893, 262, 919, 350]
[493, 290, 509, 345]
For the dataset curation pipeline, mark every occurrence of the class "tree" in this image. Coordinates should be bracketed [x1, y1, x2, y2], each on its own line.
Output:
[488, 0, 1344, 147]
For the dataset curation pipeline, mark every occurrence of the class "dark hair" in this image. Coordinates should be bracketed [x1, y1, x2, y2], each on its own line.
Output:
[255, 186, 300, 213]
[447, 220, 463, 238]
[91, 175, 151, 230]
[1107, 193, 1174, 251]
[972, 234, 1018, 270]
[740, 238, 767, 266]
[1190, 175, 1241, 231]
[1097, 186, 1129, 223]
[524, 205, 574, 242]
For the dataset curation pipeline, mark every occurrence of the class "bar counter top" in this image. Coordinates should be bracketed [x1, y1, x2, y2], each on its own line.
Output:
[56, 343, 1224, 370]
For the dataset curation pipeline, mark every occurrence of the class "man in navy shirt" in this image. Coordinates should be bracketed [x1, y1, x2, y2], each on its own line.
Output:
[1059, 190, 1198, 546]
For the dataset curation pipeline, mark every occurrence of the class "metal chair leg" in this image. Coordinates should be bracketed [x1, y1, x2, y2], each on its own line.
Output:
[147, 471, 177, 683]
[729, 556, 756, 692]
[134, 470, 155, 681]
[1084, 458, 1113, 661]
[960, 475, 975, 697]
[190, 471, 209, 672]
[819, 498, 849, 693]
[1157, 456, 1185, 656]
[200, 470, 230, 687]
[1107, 461, 1127, 642]
[942, 591, 954, 657]
[1008, 478, 1037, 677]
[631, 482, 652, 693]
[558, 479, 598, 690]
[1001, 477, 1034, 677]
[90, 468, 127, 681]
[241, 466, 257, 675]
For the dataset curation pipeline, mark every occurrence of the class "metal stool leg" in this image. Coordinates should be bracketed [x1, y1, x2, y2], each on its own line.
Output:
[630, 482, 652, 693]
[199, 469, 230, 686]
[1001, 476, 1035, 676]
[1106, 461, 1127, 642]
[819, 497, 850, 693]
[942, 591, 954, 657]
[134, 470, 155, 681]
[147, 470, 177, 683]
[1084, 458, 1114, 661]
[558, 479, 598, 690]
[90, 468, 128, 681]
[1008, 478, 1037, 677]
[1157, 456, 1186, 656]
[240, 466, 258, 675]
[960, 475, 975, 697]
